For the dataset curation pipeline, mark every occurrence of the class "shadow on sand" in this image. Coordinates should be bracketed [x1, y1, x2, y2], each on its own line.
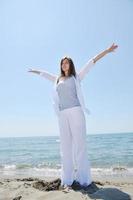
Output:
[11, 177, 131, 200]
[31, 177, 132, 200]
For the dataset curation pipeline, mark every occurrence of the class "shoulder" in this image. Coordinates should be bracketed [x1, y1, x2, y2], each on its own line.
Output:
[75, 73, 80, 81]
[55, 75, 62, 84]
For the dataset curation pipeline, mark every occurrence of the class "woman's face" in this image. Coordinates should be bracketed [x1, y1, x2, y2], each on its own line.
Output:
[61, 59, 70, 73]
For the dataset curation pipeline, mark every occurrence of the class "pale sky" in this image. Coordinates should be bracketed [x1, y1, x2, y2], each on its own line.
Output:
[0, 0, 133, 137]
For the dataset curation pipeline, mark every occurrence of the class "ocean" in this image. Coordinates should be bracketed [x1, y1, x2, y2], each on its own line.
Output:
[0, 132, 133, 180]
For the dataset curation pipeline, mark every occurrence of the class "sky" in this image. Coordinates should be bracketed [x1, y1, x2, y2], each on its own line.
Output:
[0, 0, 133, 137]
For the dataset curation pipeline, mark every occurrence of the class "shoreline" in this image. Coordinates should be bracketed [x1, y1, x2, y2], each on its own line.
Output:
[0, 166, 133, 182]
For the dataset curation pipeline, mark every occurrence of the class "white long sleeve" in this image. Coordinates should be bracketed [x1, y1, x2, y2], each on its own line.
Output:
[77, 58, 95, 81]
[39, 70, 57, 82]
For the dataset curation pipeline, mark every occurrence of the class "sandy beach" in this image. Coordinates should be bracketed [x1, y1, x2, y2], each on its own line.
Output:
[0, 175, 133, 200]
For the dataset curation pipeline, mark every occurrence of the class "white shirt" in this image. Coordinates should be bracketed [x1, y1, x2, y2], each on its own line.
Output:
[39, 58, 95, 117]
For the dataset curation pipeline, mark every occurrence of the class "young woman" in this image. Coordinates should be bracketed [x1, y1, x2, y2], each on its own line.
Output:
[28, 43, 118, 190]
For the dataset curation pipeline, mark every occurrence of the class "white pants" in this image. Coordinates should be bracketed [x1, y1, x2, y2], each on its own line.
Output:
[57, 106, 92, 186]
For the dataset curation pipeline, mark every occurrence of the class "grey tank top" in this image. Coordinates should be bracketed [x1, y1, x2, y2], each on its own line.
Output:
[56, 76, 81, 111]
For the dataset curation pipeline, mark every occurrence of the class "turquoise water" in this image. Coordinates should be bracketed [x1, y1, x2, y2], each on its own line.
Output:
[0, 132, 133, 178]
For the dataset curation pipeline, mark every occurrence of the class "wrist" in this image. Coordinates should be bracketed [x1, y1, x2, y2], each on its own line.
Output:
[105, 49, 109, 54]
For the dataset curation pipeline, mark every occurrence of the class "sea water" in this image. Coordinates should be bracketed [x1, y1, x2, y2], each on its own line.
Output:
[0, 132, 133, 180]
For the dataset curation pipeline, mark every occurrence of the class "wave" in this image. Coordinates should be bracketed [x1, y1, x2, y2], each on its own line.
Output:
[0, 164, 133, 178]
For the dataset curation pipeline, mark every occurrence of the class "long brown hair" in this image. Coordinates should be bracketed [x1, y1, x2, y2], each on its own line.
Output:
[57, 56, 77, 84]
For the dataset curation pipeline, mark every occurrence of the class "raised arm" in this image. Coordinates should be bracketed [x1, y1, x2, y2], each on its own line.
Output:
[77, 58, 95, 81]
[78, 43, 118, 81]
[28, 68, 57, 82]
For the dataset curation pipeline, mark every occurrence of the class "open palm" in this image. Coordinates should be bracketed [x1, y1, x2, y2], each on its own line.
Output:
[107, 43, 118, 53]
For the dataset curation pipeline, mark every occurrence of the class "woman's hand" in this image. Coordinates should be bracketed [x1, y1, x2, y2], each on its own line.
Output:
[28, 68, 40, 74]
[28, 68, 33, 72]
[106, 43, 118, 53]
[93, 42, 118, 63]
[27, 68, 57, 82]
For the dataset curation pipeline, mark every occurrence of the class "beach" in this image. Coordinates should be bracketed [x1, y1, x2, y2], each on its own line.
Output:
[0, 175, 133, 200]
